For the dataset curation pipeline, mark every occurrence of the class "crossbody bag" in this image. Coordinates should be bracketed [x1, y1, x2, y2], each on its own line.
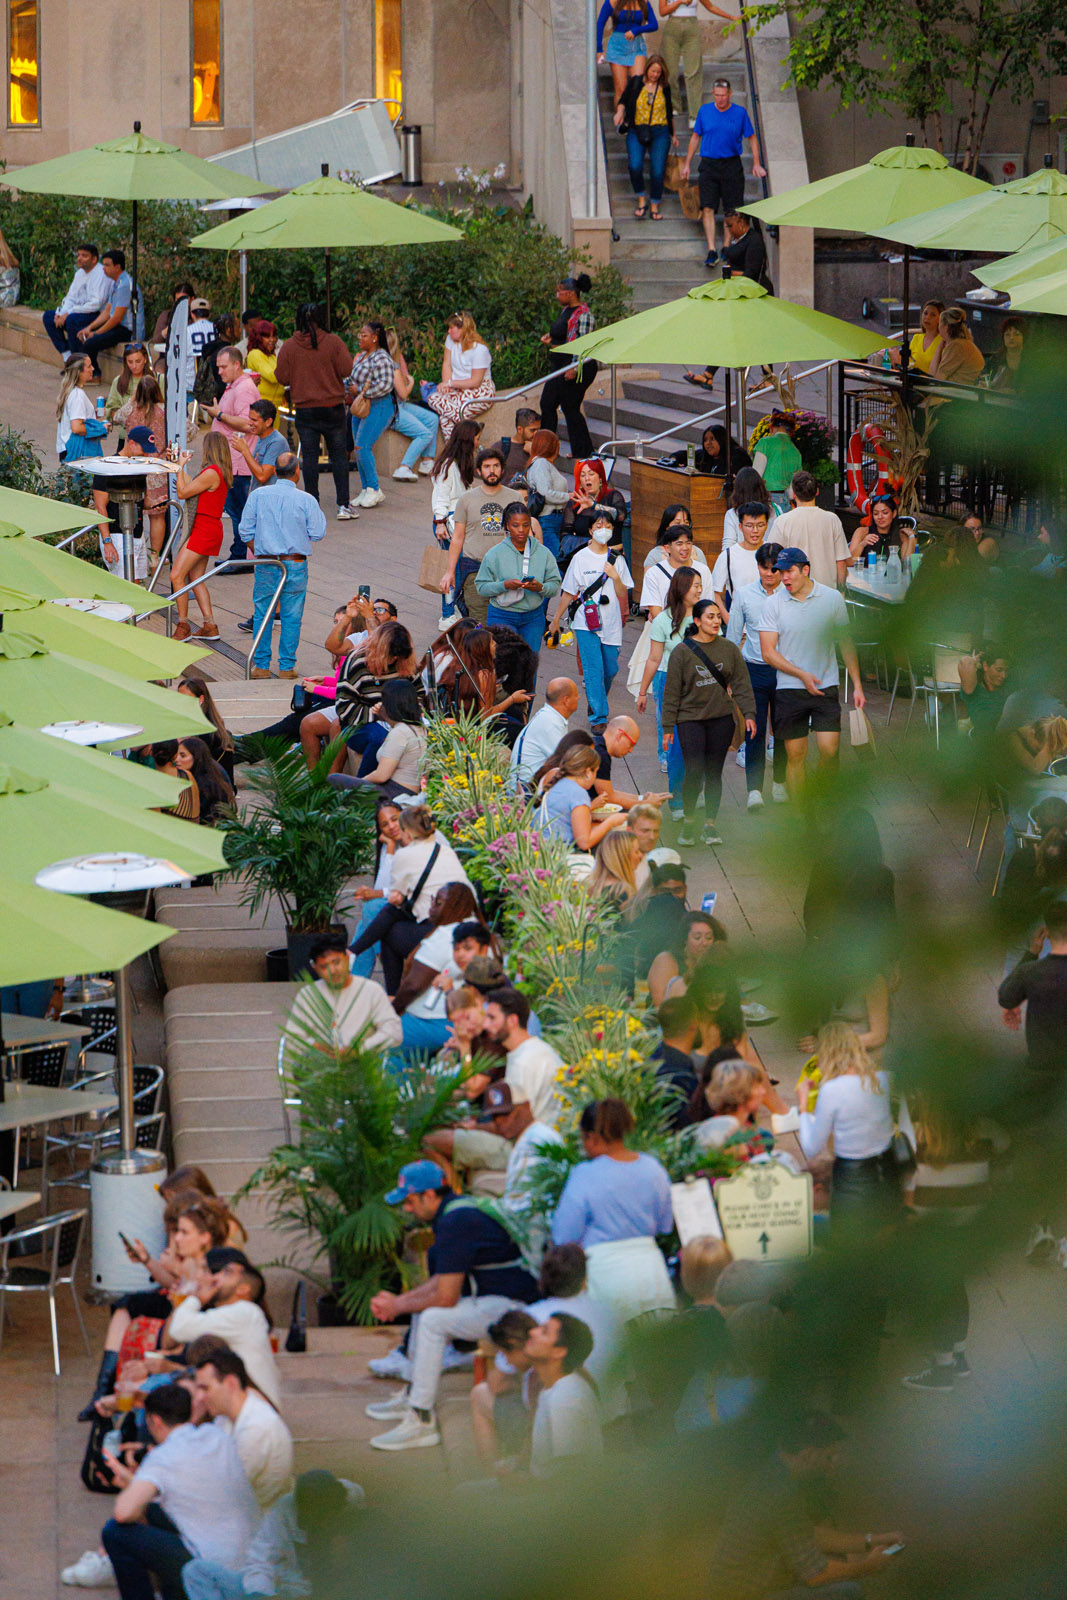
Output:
[568, 569, 610, 631]
[683, 638, 747, 742]
[395, 843, 441, 923]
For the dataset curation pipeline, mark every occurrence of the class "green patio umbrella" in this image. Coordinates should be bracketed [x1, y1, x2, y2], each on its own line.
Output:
[0, 631, 212, 749]
[0, 712, 185, 810]
[973, 232, 1067, 291]
[3, 123, 273, 307]
[0, 585, 207, 680]
[881, 165, 1067, 256]
[0, 523, 167, 611]
[0, 486, 100, 538]
[0, 871, 174, 989]
[986, 266, 1067, 316]
[190, 169, 463, 324]
[744, 143, 989, 373]
[0, 765, 225, 883]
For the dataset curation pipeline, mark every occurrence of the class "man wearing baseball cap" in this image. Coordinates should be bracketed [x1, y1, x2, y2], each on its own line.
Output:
[365, 1159, 537, 1451]
[477, 1081, 563, 1210]
[757, 547, 864, 800]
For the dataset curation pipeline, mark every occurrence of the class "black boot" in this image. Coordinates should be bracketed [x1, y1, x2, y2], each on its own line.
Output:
[77, 1349, 118, 1421]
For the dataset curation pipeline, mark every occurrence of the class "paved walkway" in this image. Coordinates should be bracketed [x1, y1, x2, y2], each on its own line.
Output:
[0, 340, 1057, 1600]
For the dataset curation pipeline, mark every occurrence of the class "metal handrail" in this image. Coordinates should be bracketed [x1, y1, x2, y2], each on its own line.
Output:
[54, 525, 97, 549]
[495, 357, 582, 405]
[738, 10, 770, 204]
[136, 556, 289, 680]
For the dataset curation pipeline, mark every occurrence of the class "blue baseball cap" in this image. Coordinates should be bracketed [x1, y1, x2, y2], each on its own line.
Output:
[775, 546, 810, 571]
[126, 425, 156, 451]
[385, 1159, 448, 1205]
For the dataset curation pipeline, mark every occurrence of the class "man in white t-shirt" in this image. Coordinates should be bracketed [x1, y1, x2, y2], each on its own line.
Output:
[186, 299, 216, 393]
[484, 987, 564, 1126]
[101, 1383, 260, 1600]
[526, 1243, 625, 1416]
[710, 502, 771, 622]
[638, 522, 714, 618]
[287, 936, 402, 1055]
[526, 1313, 604, 1477]
[167, 1250, 282, 1410]
[476, 1081, 564, 1209]
[771, 471, 850, 590]
[193, 1348, 294, 1509]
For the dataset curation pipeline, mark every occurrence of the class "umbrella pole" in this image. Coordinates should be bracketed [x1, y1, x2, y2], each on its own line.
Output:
[132, 200, 139, 334]
[239, 251, 248, 317]
[611, 365, 617, 445]
[900, 245, 911, 383]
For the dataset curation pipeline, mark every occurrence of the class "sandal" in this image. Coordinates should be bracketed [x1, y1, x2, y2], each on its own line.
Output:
[634, 201, 648, 219]
[650, 207, 663, 221]
[683, 370, 714, 388]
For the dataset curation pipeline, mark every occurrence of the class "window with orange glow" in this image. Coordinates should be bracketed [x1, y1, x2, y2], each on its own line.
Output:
[375, 0, 402, 111]
[8, 0, 39, 127]
[191, 0, 221, 124]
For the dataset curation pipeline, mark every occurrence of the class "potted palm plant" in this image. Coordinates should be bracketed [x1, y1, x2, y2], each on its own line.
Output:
[217, 737, 378, 979]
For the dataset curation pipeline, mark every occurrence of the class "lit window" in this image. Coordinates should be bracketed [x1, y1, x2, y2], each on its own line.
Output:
[8, 0, 39, 127]
[375, 0, 402, 111]
[191, 0, 221, 125]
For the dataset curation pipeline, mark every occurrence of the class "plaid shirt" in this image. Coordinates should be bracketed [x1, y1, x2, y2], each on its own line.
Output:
[349, 348, 396, 399]
[566, 305, 595, 342]
[708, 1458, 828, 1600]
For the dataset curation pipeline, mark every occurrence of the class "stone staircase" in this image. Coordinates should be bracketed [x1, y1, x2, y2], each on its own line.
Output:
[602, 56, 762, 314]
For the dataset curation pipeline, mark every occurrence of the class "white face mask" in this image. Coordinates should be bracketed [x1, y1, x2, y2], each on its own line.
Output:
[591, 526, 612, 545]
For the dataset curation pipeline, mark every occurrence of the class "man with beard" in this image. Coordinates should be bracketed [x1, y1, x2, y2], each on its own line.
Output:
[168, 1249, 281, 1409]
[442, 447, 511, 622]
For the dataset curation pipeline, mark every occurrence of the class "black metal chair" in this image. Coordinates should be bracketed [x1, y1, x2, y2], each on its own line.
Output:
[61, 1005, 118, 1073]
[0, 1208, 90, 1376]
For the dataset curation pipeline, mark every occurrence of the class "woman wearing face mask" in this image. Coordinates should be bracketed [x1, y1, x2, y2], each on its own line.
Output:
[661, 598, 756, 848]
[550, 513, 635, 729]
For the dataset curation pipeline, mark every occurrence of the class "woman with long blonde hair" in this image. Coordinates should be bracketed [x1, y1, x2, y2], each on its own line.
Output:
[588, 827, 641, 905]
[428, 310, 496, 442]
[171, 431, 233, 640]
[797, 1021, 900, 1223]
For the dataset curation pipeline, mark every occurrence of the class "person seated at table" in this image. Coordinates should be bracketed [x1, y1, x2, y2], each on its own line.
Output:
[961, 510, 1002, 565]
[996, 798, 1067, 958]
[668, 424, 751, 476]
[587, 828, 643, 910]
[1009, 714, 1067, 775]
[903, 522, 987, 642]
[848, 492, 917, 565]
[536, 743, 631, 849]
[928, 306, 985, 384]
[152, 739, 200, 821]
[887, 298, 944, 373]
[689, 1057, 780, 1161]
[558, 458, 629, 565]
[958, 644, 1011, 741]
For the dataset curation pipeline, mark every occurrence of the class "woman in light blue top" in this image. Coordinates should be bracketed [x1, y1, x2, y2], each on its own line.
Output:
[538, 742, 629, 850]
[552, 1098, 675, 1320]
[636, 564, 701, 812]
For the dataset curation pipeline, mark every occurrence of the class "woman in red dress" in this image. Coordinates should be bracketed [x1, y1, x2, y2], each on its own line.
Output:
[171, 432, 232, 641]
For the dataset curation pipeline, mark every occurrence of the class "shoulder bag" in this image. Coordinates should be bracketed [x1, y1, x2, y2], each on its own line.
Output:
[568, 568, 609, 630]
[350, 380, 372, 421]
[684, 637, 747, 745]
[395, 842, 441, 923]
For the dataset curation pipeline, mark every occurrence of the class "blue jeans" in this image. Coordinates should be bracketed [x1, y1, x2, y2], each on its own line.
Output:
[401, 1013, 451, 1054]
[626, 128, 672, 203]
[252, 559, 308, 671]
[43, 308, 96, 355]
[180, 1560, 245, 1600]
[393, 402, 438, 469]
[744, 659, 786, 792]
[349, 900, 384, 977]
[102, 1515, 190, 1600]
[538, 510, 562, 561]
[576, 630, 620, 725]
[353, 395, 396, 492]
[224, 472, 252, 560]
[487, 600, 546, 654]
[653, 669, 684, 800]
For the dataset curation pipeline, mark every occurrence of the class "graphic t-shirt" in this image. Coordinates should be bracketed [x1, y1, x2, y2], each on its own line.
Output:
[455, 486, 509, 561]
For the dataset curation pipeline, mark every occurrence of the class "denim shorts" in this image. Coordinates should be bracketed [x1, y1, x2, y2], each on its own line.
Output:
[605, 29, 650, 64]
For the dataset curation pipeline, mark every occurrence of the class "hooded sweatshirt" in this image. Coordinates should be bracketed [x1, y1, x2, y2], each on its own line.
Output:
[661, 633, 755, 733]
[274, 329, 353, 408]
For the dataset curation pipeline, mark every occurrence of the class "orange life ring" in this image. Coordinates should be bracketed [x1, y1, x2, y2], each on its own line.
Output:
[845, 422, 893, 516]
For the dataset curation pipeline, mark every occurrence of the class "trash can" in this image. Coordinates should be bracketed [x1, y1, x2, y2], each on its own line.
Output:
[401, 125, 422, 187]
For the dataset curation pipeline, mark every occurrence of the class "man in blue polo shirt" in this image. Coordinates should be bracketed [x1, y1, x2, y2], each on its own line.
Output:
[365, 1160, 537, 1452]
[76, 248, 133, 379]
[681, 79, 766, 268]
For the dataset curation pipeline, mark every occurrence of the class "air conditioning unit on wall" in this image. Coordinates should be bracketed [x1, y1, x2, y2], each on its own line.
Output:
[977, 153, 1025, 185]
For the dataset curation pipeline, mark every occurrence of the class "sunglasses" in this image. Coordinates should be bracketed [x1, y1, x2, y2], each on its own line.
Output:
[124, 343, 146, 354]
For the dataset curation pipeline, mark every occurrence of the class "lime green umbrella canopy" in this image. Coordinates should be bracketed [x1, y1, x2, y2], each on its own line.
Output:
[0, 486, 101, 538]
[3, 128, 273, 203]
[190, 173, 463, 251]
[988, 266, 1067, 316]
[973, 233, 1067, 291]
[744, 145, 988, 231]
[0, 870, 174, 989]
[0, 765, 224, 883]
[0, 585, 208, 680]
[880, 168, 1067, 253]
[0, 711, 185, 809]
[554, 278, 887, 369]
[0, 631, 212, 749]
[0, 523, 167, 611]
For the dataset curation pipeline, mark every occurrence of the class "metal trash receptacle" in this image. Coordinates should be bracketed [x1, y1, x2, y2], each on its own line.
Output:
[401, 125, 422, 187]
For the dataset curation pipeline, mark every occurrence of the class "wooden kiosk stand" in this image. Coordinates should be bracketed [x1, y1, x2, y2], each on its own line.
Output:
[628, 460, 727, 570]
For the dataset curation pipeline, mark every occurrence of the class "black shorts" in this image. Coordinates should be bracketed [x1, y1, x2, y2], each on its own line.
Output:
[775, 686, 842, 739]
[698, 156, 745, 214]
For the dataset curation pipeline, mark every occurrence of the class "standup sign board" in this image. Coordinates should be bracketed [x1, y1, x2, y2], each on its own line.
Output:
[714, 1162, 813, 1263]
[164, 297, 190, 558]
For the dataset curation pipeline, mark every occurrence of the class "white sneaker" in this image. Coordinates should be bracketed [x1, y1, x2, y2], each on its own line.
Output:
[359, 488, 386, 508]
[735, 746, 746, 767]
[1025, 1224, 1055, 1261]
[336, 504, 359, 520]
[365, 1387, 412, 1420]
[61, 1551, 115, 1587]
[441, 1342, 474, 1372]
[369, 1407, 441, 1451]
[747, 790, 764, 810]
[369, 1346, 412, 1380]
[418, 457, 435, 475]
[772, 783, 789, 803]
[392, 465, 418, 482]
